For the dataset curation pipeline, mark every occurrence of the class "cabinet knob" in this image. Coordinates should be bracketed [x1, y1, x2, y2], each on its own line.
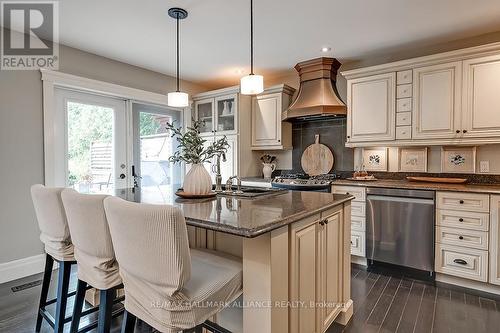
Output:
[319, 220, 325, 226]
[324, 219, 329, 225]
[453, 258, 467, 265]
[347, 136, 351, 139]
[456, 130, 461, 134]
[459, 236, 464, 240]
[459, 200, 464, 204]
[463, 130, 468, 133]
[459, 218, 464, 222]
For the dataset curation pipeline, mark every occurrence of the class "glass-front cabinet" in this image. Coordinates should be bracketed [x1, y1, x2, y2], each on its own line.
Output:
[194, 93, 237, 136]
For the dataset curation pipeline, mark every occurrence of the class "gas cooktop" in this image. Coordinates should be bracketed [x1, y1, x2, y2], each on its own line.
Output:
[271, 173, 342, 191]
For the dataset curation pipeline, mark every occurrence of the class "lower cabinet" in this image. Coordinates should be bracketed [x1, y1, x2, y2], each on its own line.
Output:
[290, 209, 344, 333]
[490, 195, 500, 285]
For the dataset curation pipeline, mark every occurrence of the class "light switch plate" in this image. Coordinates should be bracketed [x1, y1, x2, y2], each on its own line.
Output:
[480, 161, 490, 173]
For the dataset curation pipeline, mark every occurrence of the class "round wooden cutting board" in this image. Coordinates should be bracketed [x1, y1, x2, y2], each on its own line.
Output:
[301, 134, 334, 176]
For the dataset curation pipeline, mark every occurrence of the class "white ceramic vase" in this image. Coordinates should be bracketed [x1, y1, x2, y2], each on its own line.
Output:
[184, 163, 212, 194]
[262, 163, 276, 179]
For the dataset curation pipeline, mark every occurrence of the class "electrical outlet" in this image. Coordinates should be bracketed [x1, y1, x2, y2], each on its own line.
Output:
[480, 161, 490, 173]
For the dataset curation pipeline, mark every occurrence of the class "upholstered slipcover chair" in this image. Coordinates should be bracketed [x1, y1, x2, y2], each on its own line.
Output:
[104, 197, 243, 333]
[31, 184, 74, 261]
[61, 189, 121, 289]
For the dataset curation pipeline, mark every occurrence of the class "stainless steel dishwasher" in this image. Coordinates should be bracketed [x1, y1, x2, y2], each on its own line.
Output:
[366, 187, 435, 273]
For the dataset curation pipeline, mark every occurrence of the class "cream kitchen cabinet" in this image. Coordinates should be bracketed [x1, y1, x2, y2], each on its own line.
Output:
[290, 207, 345, 333]
[412, 62, 462, 140]
[462, 54, 500, 138]
[346, 73, 396, 143]
[490, 195, 500, 285]
[251, 84, 295, 150]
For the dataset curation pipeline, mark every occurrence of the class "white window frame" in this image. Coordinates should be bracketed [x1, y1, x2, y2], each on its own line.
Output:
[41, 69, 190, 187]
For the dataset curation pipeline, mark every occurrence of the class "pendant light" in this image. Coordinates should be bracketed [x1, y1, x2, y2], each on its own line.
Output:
[167, 8, 189, 107]
[240, 0, 264, 95]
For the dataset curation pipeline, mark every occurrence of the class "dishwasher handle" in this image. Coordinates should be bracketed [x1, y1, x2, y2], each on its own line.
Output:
[367, 194, 435, 205]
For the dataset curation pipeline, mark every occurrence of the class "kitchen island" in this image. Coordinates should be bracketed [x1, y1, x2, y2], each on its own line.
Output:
[116, 187, 354, 333]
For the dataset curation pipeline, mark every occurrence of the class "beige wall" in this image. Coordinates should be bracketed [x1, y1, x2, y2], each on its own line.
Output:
[0, 33, 207, 264]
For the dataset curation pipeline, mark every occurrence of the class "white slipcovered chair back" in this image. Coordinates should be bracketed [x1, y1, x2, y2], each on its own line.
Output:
[61, 189, 121, 289]
[103, 196, 191, 298]
[31, 184, 74, 261]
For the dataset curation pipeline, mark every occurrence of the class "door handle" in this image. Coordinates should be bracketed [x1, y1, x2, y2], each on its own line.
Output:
[453, 258, 467, 265]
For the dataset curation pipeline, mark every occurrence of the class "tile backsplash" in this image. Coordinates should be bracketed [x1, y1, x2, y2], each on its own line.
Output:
[292, 118, 354, 173]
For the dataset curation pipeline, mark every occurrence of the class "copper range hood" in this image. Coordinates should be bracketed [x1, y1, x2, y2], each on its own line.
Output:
[282, 57, 346, 121]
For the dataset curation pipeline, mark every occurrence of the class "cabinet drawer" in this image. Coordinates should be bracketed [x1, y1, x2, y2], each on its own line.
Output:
[332, 185, 366, 202]
[435, 244, 488, 282]
[396, 84, 412, 98]
[397, 98, 412, 112]
[397, 70, 413, 84]
[436, 209, 489, 231]
[351, 201, 366, 217]
[396, 112, 412, 126]
[351, 230, 365, 257]
[351, 216, 365, 232]
[396, 126, 412, 140]
[436, 192, 490, 212]
[436, 226, 488, 250]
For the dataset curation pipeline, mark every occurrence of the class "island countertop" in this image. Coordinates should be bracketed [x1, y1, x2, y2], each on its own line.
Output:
[115, 187, 353, 238]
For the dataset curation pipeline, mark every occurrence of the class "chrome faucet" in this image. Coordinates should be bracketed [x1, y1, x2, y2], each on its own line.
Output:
[225, 176, 242, 194]
[213, 153, 226, 192]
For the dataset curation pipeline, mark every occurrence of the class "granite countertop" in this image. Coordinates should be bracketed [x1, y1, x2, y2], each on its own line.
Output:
[332, 179, 500, 194]
[115, 187, 353, 238]
[240, 177, 272, 183]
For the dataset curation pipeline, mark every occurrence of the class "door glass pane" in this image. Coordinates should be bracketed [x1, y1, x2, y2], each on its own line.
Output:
[67, 101, 115, 194]
[133, 103, 182, 203]
[196, 101, 213, 133]
[216, 96, 235, 132]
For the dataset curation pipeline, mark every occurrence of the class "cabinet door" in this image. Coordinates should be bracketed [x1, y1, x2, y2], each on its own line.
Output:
[462, 55, 500, 137]
[347, 73, 396, 142]
[318, 212, 342, 332]
[412, 62, 462, 139]
[194, 98, 215, 135]
[215, 94, 238, 135]
[290, 217, 320, 333]
[252, 93, 282, 147]
[202, 135, 237, 183]
[490, 195, 500, 285]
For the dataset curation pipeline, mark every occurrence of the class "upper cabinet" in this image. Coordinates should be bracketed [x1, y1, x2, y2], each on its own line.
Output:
[251, 84, 295, 150]
[346, 73, 396, 142]
[341, 42, 500, 147]
[412, 62, 462, 140]
[462, 54, 500, 138]
[194, 93, 237, 136]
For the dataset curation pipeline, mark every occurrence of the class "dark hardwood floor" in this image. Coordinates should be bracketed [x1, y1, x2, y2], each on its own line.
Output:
[1, 264, 500, 332]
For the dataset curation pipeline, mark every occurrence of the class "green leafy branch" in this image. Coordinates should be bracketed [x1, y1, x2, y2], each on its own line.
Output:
[166, 120, 229, 164]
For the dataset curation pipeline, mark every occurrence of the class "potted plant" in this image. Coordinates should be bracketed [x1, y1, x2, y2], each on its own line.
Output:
[166, 120, 229, 195]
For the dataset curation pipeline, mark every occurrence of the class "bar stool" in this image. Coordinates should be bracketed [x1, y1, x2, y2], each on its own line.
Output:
[31, 184, 76, 333]
[103, 197, 243, 333]
[61, 189, 124, 333]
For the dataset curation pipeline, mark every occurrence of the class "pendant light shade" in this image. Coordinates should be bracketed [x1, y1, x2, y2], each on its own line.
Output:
[240, 0, 264, 95]
[168, 8, 189, 107]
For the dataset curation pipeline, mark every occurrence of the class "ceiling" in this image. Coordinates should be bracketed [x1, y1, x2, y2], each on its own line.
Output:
[11, 0, 500, 88]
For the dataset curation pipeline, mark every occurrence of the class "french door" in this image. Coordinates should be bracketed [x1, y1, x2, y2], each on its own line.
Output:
[131, 102, 183, 202]
[55, 88, 128, 193]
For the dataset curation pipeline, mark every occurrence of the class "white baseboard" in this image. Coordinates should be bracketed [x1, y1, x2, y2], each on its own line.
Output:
[0, 253, 56, 284]
[435, 273, 500, 296]
[351, 255, 367, 266]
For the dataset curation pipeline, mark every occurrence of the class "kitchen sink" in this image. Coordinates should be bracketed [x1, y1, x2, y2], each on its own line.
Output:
[217, 186, 286, 198]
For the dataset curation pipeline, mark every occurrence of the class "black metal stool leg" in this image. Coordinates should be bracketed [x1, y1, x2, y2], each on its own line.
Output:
[121, 310, 136, 333]
[98, 287, 116, 333]
[36, 254, 54, 332]
[54, 261, 72, 333]
[70, 279, 87, 333]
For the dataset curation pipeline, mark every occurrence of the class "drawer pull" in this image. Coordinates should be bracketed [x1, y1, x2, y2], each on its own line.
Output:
[458, 236, 464, 240]
[459, 218, 464, 222]
[453, 259, 468, 265]
[350, 241, 353, 245]
[459, 200, 464, 204]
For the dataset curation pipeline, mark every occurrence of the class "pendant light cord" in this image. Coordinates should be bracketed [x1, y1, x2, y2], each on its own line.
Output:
[250, 0, 254, 75]
[176, 14, 180, 92]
